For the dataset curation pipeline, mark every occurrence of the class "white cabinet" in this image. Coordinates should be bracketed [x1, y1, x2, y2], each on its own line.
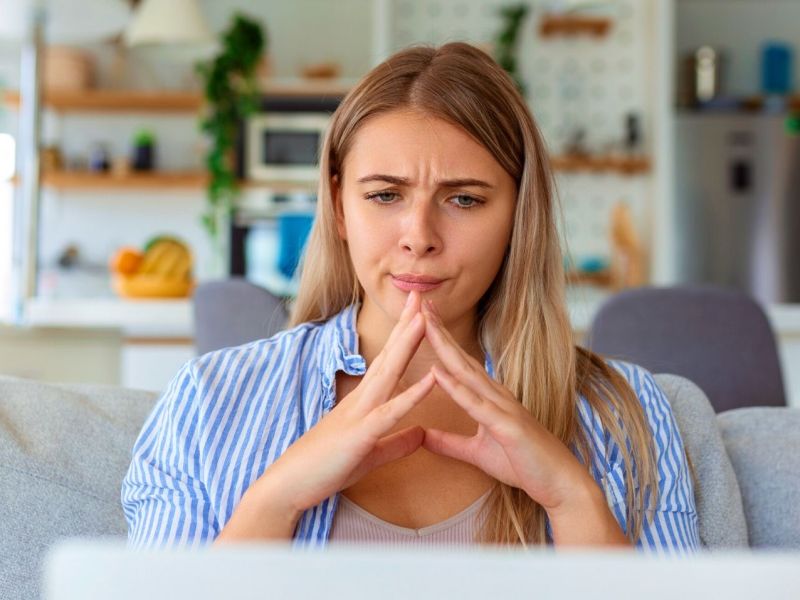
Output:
[121, 341, 195, 393]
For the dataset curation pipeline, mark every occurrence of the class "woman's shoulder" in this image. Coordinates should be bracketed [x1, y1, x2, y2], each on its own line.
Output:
[575, 358, 683, 468]
[580, 358, 673, 421]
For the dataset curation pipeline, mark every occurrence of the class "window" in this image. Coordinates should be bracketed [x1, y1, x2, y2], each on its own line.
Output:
[0, 133, 15, 322]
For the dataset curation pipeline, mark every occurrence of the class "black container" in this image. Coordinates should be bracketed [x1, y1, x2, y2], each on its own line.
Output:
[132, 144, 155, 171]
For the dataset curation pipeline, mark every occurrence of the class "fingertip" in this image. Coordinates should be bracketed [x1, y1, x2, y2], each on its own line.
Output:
[409, 290, 420, 310]
[401, 290, 419, 319]
[411, 370, 435, 390]
[404, 290, 414, 308]
[420, 427, 435, 446]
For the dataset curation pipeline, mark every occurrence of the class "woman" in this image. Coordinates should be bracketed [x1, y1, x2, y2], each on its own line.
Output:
[122, 42, 699, 551]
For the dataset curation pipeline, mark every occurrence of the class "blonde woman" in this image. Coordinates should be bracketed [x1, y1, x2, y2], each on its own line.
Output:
[122, 43, 699, 550]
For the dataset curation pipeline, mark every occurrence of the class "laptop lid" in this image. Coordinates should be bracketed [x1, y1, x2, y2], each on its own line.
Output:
[43, 538, 800, 600]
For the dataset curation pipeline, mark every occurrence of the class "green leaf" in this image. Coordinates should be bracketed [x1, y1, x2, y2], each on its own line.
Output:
[196, 12, 267, 246]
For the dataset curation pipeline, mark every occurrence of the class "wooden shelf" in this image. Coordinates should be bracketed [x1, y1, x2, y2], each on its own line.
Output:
[539, 14, 612, 38]
[566, 269, 612, 287]
[14, 170, 324, 192]
[3, 89, 203, 113]
[27, 170, 207, 190]
[551, 154, 650, 175]
[740, 95, 800, 111]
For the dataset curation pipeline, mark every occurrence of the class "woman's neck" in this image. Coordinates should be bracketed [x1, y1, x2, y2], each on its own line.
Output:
[355, 296, 484, 385]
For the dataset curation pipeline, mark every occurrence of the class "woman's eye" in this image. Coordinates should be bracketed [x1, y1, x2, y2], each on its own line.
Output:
[450, 195, 482, 209]
[365, 191, 397, 204]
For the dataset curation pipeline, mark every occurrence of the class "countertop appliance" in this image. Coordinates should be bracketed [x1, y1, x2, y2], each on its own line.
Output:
[232, 94, 344, 292]
[240, 95, 342, 183]
[674, 112, 800, 303]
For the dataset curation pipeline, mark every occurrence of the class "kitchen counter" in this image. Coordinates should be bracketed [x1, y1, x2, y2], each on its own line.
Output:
[23, 297, 193, 338]
[20, 290, 800, 339]
[9, 290, 800, 404]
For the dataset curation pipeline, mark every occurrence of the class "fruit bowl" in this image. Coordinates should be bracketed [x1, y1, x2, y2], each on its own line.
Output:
[109, 236, 194, 299]
[112, 273, 195, 299]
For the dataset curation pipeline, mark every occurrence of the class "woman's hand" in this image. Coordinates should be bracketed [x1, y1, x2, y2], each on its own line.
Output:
[419, 300, 600, 515]
[260, 291, 434, 516]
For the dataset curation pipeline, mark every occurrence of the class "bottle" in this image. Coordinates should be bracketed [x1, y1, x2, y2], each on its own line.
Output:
[762, 41, 793, 96]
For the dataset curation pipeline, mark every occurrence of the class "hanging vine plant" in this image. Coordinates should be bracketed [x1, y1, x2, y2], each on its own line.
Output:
[494, 4, 529, 96]
[196, 13, 266, 242]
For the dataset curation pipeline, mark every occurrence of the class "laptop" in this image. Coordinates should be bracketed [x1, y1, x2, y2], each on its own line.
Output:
[43, 538, 800, 600]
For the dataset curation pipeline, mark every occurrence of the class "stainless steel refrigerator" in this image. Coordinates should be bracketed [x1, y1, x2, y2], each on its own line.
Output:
[674, 112, 800, 304]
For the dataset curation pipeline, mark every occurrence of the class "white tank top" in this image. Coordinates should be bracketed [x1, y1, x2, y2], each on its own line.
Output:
[328, 487, 493, 546]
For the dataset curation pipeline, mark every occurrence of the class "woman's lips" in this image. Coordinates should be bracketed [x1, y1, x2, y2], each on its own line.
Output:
[390, 274, 444, 292]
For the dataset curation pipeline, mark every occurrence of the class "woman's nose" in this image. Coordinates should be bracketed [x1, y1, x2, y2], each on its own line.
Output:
[398, 200, 442, 257]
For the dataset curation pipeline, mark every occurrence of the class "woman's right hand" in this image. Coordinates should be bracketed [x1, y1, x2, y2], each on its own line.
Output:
[258, 290, 433, 517]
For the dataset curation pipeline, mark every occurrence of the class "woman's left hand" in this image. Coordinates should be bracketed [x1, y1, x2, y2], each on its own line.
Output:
[420, 300, 599, 515]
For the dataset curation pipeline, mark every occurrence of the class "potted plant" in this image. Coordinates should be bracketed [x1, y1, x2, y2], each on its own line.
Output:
[131, 128, 156, 171]
[196, 13, 266, 272]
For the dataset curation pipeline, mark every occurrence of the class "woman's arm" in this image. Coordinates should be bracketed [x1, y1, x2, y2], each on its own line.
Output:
[544, 476, 631, 546]
[214, 468, 302, 543]
[122, 361, 219, 547]
[598, 362, 701, 552]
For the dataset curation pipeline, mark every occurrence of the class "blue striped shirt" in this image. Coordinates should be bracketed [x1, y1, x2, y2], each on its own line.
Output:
[121, 302, 700, 552]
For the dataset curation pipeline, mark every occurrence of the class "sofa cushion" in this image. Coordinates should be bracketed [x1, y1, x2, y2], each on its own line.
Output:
[717, 407, 800, 548]
[653, 374, 749, 548]
[0, 376, 157, 600]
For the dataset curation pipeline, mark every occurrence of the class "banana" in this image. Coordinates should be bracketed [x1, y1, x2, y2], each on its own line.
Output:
[166, 252, 192, 280]
[156, 243, 184, 277]
[138, 241, 172, 275]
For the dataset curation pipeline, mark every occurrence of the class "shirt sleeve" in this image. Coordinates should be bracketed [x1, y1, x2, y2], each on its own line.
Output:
[597, 362, 701, 554]
[121, 360, 219, 548]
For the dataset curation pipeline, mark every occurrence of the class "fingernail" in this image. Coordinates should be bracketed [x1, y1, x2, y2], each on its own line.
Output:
[405, 291, 413, 307]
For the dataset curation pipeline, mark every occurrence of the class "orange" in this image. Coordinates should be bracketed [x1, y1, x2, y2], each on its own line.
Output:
[110, 247, 144, 276]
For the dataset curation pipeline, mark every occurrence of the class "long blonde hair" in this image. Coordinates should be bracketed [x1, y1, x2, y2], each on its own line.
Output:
[290, 42, 659, 546]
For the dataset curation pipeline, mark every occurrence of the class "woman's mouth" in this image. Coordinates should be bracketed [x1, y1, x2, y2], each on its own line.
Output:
[390, 273, 445, 292]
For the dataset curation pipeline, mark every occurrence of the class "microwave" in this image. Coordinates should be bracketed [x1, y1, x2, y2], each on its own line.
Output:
[242, 96, 342, 183]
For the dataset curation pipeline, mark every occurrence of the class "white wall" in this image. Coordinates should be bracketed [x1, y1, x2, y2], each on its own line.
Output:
[199, 0, 373, 79]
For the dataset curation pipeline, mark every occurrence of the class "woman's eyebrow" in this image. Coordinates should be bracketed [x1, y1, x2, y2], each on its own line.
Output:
[355, 174, 494, 189]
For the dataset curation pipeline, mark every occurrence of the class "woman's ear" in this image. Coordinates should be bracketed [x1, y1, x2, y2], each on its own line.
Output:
[331, 174, 347, 240]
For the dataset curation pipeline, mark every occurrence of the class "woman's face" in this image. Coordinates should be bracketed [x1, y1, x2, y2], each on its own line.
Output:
[333, 109, 517, 324]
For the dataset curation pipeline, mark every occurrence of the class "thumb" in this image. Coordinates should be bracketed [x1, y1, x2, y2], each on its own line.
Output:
[422, 428, 475, 465]
[362, 425, 425, 472]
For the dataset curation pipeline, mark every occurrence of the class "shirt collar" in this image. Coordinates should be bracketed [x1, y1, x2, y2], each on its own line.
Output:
[318, 303, 495, 410]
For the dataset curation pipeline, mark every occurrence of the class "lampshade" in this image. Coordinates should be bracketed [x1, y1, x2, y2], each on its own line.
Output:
[124, 0, 213, 47]
[0, 0, 130, 42]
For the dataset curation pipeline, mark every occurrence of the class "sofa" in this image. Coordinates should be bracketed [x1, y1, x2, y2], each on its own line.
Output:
[1, 373, 798, 599]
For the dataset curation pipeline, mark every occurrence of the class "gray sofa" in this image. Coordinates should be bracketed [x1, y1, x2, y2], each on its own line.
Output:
[1, 373, 799, 599]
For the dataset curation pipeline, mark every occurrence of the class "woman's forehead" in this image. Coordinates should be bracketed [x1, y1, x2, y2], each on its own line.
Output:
[343, 110, 506, 183]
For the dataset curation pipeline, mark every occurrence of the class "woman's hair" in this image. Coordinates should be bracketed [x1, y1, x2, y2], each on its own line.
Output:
[290, 42, 661, 546]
